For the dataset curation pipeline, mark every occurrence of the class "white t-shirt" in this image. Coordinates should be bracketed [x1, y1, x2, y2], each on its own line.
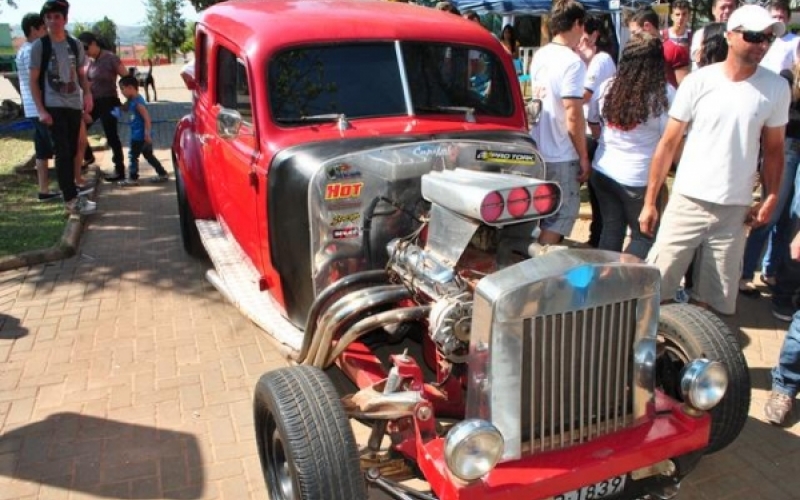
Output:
[529, 43, 586, 163]
[760, 33, 799, 74]
[15, 40, 37, 118]
[583, 51, 616, 124]
[670, 64, 790, 205]
[689, 26, 704, 72]
[588, 79, 676, 187]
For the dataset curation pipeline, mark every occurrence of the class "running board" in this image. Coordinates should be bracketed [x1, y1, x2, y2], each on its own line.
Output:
[196, 219, 303, 354]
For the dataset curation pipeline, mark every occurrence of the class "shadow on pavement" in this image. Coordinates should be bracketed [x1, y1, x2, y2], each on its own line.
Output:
[0, 413, 204, 499]
[0, 313, 27, 340]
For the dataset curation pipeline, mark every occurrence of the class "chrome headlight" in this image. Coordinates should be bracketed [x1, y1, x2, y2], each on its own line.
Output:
[444, 419, 504, 481]
[680, 359, 728, 411]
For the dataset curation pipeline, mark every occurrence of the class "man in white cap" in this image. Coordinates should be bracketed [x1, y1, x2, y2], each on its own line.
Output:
[638, 4, 790, 316]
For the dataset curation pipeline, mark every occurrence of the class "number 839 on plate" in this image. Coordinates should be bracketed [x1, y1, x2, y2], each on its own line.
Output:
[552, 475, 626, 500]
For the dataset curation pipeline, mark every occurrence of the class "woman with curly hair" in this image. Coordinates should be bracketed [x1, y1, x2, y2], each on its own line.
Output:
[695, 22, 728, 68]
[587, 32, 675, 258]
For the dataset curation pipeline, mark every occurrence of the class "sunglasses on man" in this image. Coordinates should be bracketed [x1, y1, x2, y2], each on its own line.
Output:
[734, 29, 777, 44]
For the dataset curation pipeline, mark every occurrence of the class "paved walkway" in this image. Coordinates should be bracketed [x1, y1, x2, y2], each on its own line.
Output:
[1, 64, 800, 500]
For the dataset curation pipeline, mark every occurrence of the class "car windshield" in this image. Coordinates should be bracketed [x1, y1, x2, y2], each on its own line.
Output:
[268, 42, 513, 125]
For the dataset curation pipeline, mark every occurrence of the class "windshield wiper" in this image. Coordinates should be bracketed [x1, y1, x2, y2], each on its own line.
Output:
[275, 113, 342, 124]
[414, 106, 475, 122]
[276, 113, 351, 130]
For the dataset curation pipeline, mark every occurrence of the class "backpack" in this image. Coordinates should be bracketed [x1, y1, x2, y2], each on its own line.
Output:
[38, 34, 80, 105]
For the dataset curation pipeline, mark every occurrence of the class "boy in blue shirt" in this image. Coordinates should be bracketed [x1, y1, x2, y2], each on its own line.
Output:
[118, 75, 169, 185]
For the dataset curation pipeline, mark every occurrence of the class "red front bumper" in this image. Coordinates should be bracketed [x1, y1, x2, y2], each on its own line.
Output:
[417, 398, 710, 500]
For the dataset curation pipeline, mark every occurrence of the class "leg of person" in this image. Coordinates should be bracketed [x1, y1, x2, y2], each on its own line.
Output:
[539, 160, 580, 245]
[619, 183, 653, 260]
[646, 194, 709, 304]
[49, 108, 93, 214]
[75, 119, 89, 187]
[32, 119, 59, 201]
[121, 140, 143, 186]
[142, 142, 169, 181]
[97, 97, 126, 176]
[590, 170, 626, 252]
[691, 202, 749, 315]
[586, 137, 601, 248]
[762, 139, 800, 280]
[150, 79, 157, 102]
[772, 220, 800, 321]
[82, 111, 96, 166]
[765, 309, 800, 425]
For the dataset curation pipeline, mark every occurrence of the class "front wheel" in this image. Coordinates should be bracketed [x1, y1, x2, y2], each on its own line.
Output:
[656, 303, 750, 454]
[173, 161, 205, 258]
[254, 366, 367, 500]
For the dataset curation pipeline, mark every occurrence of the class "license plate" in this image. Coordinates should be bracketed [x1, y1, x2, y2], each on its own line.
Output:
[553, 475, 626, 500]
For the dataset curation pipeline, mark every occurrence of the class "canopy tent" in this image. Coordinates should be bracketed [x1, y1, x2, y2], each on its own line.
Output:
[452, 0, 620, 14]
[452, 0, 629, 63]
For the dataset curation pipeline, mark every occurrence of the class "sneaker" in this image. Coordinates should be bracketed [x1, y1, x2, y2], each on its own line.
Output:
[104, 173, 125, 183]
[118, 178, 139, 187]
[738, 279, 760, 297]
[37, 191, 62, 202]
[772, 306, 795, 322]
[147, 174, 169, 183]
[65, 196, 97, 216]
[764, 391, 793, 425]
[77, 184, 95, 196]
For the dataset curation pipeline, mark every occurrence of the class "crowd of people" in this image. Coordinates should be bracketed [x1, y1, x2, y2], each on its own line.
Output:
[527, 0, 799, 426]
[16, 0, 168, 216]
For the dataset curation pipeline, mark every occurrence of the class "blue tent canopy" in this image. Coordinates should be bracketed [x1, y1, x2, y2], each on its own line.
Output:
[452, 0, 618, 15]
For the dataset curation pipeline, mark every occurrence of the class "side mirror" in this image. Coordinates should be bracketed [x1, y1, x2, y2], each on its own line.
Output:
[217, 108, 243, 139]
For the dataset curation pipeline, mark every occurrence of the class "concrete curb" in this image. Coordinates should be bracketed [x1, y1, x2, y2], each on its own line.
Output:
[0, 161, 100, 273]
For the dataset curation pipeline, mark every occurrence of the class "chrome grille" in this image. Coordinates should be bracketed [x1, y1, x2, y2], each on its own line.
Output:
[520, 299, 637, 453]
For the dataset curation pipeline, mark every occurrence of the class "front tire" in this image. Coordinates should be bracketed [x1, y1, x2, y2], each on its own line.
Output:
[254, 366, 367, 500]
[656, 303, 750, 454]
[173, 161, 205, 258]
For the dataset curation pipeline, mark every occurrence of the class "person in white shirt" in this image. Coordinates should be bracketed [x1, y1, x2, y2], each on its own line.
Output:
[587, 32, 674, 259]
[760, 0, 799, 73]
[690, 0, 737, 70]
[529, 0, 589, 245]
[15, 13, 59, 201]
[640, 5, 790, 315]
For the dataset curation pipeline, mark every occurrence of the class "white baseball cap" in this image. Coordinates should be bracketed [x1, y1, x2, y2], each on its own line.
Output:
[727, 4, 786, 38]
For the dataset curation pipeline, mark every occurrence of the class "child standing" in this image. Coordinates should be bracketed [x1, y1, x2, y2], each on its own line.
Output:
[118, 75, 169, 185]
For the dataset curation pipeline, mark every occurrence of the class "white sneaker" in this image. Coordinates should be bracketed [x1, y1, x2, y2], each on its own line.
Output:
[65, 196, 97, 216]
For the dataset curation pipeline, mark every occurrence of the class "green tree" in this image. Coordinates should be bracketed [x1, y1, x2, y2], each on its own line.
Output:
[70, 22, 90, 37]
[144, 0, 186, 63]
[180, 21, 195, 56]
[92, 17, 118, 52]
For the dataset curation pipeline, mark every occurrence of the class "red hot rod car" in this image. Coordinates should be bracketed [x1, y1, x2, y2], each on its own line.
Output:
[171, 1, 750, 499]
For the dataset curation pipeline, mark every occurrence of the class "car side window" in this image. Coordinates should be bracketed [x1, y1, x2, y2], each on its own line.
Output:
[196, 32, 208, 92]
[216, 46, 252, 124]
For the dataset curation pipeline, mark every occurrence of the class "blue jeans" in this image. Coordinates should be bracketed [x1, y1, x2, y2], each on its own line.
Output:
[742, 138, 800, 280]
[772, 309, 800, 398]
[589, 169, 654, 259]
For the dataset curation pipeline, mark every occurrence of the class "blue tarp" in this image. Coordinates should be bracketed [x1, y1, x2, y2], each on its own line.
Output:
[452, 0, 617, 15]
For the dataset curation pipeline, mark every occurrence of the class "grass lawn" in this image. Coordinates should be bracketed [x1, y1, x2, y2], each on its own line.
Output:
[0, 127, 66, 257]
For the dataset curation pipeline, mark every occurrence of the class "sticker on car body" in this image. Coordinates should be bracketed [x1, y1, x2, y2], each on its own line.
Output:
[331, 213, 361, 226]
[325, 182, 364, 201]
[475, 149, 537, 165]
[326, 163, 361, 180]
[332, 227, 360, 239]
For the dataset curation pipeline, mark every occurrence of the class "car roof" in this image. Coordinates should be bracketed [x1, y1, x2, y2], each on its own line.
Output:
[201, 0, 502, 53]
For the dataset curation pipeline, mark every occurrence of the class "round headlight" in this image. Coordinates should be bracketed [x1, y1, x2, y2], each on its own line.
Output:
[680, 359, 728, 411]
[444, 419, 504, 481]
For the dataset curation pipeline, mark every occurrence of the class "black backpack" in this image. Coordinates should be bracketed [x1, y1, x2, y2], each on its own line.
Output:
[38, 34, 80, 105]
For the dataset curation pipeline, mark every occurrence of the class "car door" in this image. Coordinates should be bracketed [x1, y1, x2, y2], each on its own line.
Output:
[207, 43, 263, 269]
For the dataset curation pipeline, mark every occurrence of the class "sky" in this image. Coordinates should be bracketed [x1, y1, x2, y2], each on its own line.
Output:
[2, 0, 199, 27]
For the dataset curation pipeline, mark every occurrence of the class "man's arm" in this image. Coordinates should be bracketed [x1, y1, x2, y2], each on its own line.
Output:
[137, 102, 153, 142]
[78, 62, 93, 115]
[29, 67, 51, 125]
[751, 126, 786, 226]
[638, 117, 689, 236]
[563, 98, 590, 182]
